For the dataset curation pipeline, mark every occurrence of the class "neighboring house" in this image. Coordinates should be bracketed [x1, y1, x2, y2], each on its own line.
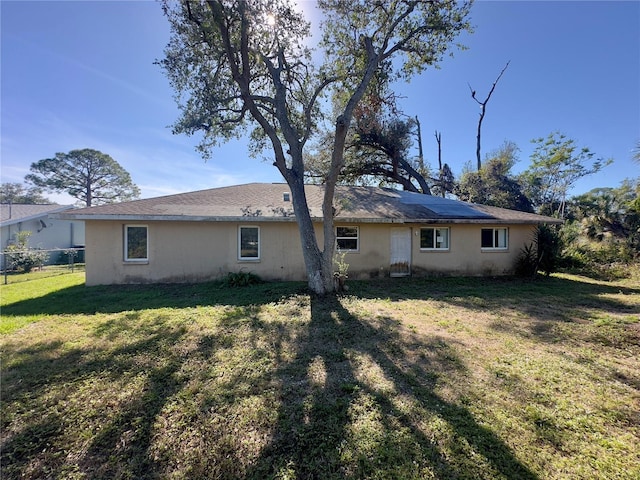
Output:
[1, 204, 85, 263]
[54, 183, 562, 286]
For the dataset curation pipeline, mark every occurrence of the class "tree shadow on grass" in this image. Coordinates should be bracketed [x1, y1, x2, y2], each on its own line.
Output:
[352, 275, 640, 346]
[351, 274, 639, 310]
[245, 294, 539, 479]
[1, 315, 215, 479]
[5, 274, 634, 478]
[2, 296, 308, 479]
[1, 280, 309, 318]
[3, 283, 541, 479]
[4, 274, 636, 328]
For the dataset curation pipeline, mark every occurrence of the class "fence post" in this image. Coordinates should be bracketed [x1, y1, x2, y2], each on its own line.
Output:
[3, 253, 7, 285]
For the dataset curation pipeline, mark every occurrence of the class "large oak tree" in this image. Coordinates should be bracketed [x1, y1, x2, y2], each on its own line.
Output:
[159, 0, 472, 294]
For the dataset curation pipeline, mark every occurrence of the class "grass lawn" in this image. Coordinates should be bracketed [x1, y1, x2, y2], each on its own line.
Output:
[1, 264, 86, 286]
[1, 271, 638, 479]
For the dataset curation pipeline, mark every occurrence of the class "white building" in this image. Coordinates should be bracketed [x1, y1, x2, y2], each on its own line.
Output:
[1, 204, 85, 264]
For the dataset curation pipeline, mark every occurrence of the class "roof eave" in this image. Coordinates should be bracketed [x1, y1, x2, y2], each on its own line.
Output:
[1, 205, 76, 226]
[52, 213, 301, 222]
[403, 218, 564, 225]
[54, 213, 563, 225]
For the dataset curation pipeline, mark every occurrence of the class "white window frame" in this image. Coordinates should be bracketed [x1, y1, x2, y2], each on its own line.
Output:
[420, 227, 450, 251]
[481, 227, 508, 250]
[124, 224, 148, 262]
[238, 225, 260, 261]
[336, 226, 359, 252]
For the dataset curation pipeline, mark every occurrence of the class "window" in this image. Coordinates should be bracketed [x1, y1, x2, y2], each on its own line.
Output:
[481, 228, 508, 250]
[239, 226, 260, 260]
[336, 226, 359, 251]
[124, 225, 148, 261]
[420, 227, 450, 250]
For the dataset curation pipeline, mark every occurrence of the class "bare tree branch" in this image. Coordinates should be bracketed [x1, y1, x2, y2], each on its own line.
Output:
[468, 60, 510, 170]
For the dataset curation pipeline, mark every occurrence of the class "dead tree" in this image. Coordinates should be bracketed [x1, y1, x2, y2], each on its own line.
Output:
[415, 116, 426, 176]
[468, 61, 510, 170]
[431, 130, 455, 197]
[434, 130, 443, 171]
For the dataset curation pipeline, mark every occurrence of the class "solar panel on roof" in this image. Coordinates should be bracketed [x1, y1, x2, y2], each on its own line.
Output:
[392, 190, 493, 218]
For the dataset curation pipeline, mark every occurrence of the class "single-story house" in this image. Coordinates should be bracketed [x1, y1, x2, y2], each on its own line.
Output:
[54, 183, 562, 286]
[1, 204, 85, 263]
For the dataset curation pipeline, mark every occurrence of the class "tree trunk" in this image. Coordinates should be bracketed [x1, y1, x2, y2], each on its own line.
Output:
[475, 106, 484, 171]
[416, 116, 425, 174]
[435, 130, 442, 171]
[398, 158, 431, 195]
[286, 173, 334, 295]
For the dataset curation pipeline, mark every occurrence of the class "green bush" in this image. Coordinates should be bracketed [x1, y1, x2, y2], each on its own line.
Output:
[3, 231, 49, 273]
[514, 242, 538, 277]
[515, 225, 561, 277]
[558, 221, 637, 280]
[221, 271, 263, 287]
[561, 244, 635, 281]
[537, 224, 561, 276]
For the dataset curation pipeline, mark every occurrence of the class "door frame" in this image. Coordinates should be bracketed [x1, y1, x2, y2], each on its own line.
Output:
[390, 227, 412, 277]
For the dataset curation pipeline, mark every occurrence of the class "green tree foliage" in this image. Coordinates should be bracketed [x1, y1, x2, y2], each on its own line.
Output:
[432, 163, 456, 198]
[566, 180, 640, 258]
[553, 179, 639, 280]
[159, 0, 471, 294]
[306, 80, 438, 195]
[0, 183, 51, 204]
[341, 113, 432, 193]
[456, 141, 533, 212]
[520, 132, 611, 218]
[536, 224, 562, 276]
[25, 149, 141, 207]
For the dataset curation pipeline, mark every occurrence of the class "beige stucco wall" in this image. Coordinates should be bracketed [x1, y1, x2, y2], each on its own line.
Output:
[84, 219, 538, 285]
[84, 220, 312, 285]
[338, 223, 536, 279]
[410, 223, 535, 276]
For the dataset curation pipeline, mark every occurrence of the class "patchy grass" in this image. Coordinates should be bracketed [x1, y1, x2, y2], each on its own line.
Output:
[1, 271, 638, 479]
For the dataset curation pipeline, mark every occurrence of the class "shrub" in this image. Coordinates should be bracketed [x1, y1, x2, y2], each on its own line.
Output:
[515, 225, 561, 277]
[558, 221, 638, 280]
[515, 242, 538, 277]
[537, 224, 561, 276]
[333, 252, 350, 292]
[221, 271, 263, 287]
[3, 231, 49, 273]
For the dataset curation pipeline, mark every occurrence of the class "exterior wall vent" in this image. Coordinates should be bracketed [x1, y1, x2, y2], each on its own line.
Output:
[283, 192, 290, 202]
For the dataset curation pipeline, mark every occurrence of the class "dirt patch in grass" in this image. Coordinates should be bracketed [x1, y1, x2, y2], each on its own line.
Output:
[1, 273, 639, 479]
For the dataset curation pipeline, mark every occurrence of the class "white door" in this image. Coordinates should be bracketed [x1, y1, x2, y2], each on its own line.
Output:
[390, 228, 411, 277]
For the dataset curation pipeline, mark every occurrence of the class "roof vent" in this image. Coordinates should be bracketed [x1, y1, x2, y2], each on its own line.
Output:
[283, 192, 290, 202]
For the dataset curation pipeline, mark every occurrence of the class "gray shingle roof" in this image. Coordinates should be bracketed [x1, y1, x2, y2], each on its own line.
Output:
[1, 204, 75, 226]
[54, 183, 562, 225]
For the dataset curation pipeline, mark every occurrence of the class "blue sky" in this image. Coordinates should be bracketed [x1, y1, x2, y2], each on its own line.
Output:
[1, 0, 638, 205]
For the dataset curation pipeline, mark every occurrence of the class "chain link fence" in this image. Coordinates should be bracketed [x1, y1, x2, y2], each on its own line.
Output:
[1, 248, 85, 284]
